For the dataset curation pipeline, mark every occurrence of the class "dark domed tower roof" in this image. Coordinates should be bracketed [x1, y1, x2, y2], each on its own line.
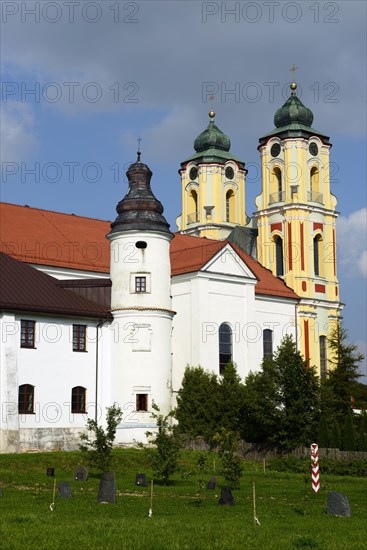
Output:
[109, 153, 171, 236]
[259, 83, 330, 145]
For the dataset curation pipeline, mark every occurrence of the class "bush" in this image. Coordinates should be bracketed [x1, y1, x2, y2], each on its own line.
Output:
[268, 456, 367, 477]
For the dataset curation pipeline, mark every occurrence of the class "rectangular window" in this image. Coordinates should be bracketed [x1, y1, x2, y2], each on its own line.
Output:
[136, 394, 148, 412]
[320, 335, 327, 379]
[73, 325, 87, 352]
[135, 276, 146, 293]
[20, 320, 35, 348]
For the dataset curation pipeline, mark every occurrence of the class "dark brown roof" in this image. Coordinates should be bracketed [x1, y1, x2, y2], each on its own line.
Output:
[0, 252, 109, 318]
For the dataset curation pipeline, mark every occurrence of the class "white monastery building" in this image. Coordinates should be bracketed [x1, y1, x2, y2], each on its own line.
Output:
[0, 83, 341, 452]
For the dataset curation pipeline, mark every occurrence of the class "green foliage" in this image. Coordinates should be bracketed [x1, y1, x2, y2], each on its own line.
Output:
[329, 420, 342, 449]
[79, 404, 122, 472]
[317, 415, 329, 448]
[241, 335, 320, 450]
[213, 428, 242, 489]
[175, 366, 219, 441]
[341, 409, 357, 451]
[146, 403, 181, 485]
[268, 456, 367, 477]
[323, 325, 364, 424]
[356, 413, 367, 451]
[218, 362, 245, 432]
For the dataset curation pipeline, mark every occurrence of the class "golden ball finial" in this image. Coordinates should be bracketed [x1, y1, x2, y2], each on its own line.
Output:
[209, 110, 215, 119]
[290, 81, 297, 91]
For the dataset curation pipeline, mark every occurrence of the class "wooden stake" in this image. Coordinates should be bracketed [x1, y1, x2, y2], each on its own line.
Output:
[149, 480, 153, 517]
[253, 481, 256, 526]
[50, 478, 56, 511]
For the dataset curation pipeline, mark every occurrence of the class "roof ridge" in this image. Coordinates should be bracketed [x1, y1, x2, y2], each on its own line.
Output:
[0, 201, 111, 223]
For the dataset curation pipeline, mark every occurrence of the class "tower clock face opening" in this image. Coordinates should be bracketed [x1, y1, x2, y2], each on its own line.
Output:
[189, 167, 198, 180]
[225, 166, 234, 180]
[309, 142, 318, 156]
[270, 143, 281, 157]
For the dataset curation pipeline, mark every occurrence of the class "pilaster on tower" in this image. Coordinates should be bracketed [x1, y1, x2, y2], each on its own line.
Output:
[254, 81, 342, 376]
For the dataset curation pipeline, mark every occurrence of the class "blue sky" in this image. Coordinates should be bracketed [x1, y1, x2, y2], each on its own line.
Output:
[1, 1, 366, 379]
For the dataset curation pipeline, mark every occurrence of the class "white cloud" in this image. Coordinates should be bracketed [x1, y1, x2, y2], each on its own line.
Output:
[1, 102, 37, 162]
[337, 208, 367, 278]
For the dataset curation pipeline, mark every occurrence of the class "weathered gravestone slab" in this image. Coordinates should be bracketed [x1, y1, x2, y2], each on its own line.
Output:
[135, 473, 147, 487]
[207, 476, 216, 490]
[46, 468, 55, 476]
[327, 491, 351, 517]
[219, 486, 235, 506]
[58, 482, 72, 499]
[98, 472, 116, 504]
[74, 465, 88, 481]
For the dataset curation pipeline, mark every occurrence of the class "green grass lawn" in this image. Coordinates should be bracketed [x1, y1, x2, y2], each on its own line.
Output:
[0, 449, 366, 549]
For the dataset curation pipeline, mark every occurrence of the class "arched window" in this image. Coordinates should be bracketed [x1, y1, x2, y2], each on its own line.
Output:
[275, 168, 282, 201]
[319, 336, 327, 379]
[225, 190, 235, 222]
[72, 386, 86, 414]
[219, 323, 232, 374]
[263, 329, 273, 360]
[188, 189, 198, 224]
[310, 167, 321, 202]
[18, 384, 34, 414]
[274, 236, 284, 277]
[313, 235, 323, 277]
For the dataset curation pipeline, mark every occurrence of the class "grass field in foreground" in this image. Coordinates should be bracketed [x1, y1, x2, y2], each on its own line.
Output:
[0, 449, 366, 550]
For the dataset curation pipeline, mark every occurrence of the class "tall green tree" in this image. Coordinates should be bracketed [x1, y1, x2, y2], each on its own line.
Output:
[341, 408, 357, 451]
[329, 420, 342, 449]
[146, 403, 181, 485]
[175, 366, 219, 441]
[218, 362, 244, 433]
[240, 335, 320, 450]
[324, 325, 363, 424]
[317, 415, 329, 448]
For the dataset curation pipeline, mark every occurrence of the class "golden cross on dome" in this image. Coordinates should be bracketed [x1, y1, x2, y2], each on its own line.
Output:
[290, 64, 298, 78]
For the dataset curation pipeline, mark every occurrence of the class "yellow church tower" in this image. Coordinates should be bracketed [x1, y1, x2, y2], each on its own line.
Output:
[254, 81, 342, 376]
[176, 111, 248, 240]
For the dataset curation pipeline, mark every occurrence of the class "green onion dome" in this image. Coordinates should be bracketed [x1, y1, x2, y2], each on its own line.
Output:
[193, 112, 231, 152]
[274, 83, 314, 128]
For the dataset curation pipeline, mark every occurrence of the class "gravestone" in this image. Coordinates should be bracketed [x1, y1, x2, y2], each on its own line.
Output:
[219, 486, 235, 506]
[46, 468, 55, 476]
[327, 491, 351, 517]
[58, 482, 72, 499]
[74, 465, 88, 481]
[207, 476, 217, 490]
[98, 472, 116, 504]
[135, 473, 147, 487]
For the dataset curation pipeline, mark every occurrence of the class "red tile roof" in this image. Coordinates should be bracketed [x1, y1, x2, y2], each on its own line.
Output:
[0, 252, 109, 318]
[0, 203, 298, 300]
[0, 202, 110, 272]
[170, 233, 298, 300]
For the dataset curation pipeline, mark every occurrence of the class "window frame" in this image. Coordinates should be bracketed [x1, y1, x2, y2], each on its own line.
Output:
[219, 322, 233, 375]
[275, 236, 284, 277]
[20, 320, 36, 349]
[135, 276, 147, 293]
[136, 393, 148, 412]
[18, 384, 35, 414]
[73, 324, 87, 352]
[71, 386, 86, 414]
[263, 329, 273, 361]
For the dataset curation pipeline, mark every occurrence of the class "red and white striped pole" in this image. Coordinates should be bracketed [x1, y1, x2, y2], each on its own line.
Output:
[311, 443, 320, 493]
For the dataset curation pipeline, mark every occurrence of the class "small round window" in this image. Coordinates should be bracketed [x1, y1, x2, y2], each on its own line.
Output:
[135, 241, 147, 249]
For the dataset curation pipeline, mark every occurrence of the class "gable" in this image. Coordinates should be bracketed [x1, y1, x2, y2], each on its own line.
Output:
[202, 243, 256, 281]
